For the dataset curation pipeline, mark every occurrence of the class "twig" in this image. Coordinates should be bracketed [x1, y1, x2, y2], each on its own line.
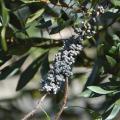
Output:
[55, 77, 69, 120]
[21, 93, 47, 120]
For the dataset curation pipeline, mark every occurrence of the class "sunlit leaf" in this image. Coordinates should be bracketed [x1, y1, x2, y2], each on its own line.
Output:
[26, 9, 45, 24]
[80, 90, 92, 97]
[105, 99, 120, 120]
[110, 0, 120, 7]
[1, 27, 7, 51]
[87, 86, 114, 94]
[0, 60, 2, 64]
[1, 0, 9, 26]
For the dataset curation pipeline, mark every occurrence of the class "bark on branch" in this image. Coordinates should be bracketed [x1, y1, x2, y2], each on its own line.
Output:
[55, 77, 69, 120]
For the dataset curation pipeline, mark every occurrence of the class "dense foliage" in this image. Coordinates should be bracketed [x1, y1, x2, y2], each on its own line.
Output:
[1, 0, 120, 119]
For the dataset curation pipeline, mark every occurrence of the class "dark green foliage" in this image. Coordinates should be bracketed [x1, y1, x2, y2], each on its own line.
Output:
[0, 0, 120, 119]
[0, 54, 28, 80]
[16, 51, 48, 90]
[40, 52, 50, 79]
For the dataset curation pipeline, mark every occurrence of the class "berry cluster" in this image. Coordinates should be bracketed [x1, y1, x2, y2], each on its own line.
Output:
[40, 4, 106, 94]
[74, 5, 105, 40]
[41, 36, 83, 94]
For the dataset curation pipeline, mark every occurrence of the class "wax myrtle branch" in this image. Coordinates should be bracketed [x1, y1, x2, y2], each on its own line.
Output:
[40, 2, 107, 94]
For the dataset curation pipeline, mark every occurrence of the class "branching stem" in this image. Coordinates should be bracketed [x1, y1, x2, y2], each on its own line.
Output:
[21, 93, 47, 120]
[55, 77, 68, 120]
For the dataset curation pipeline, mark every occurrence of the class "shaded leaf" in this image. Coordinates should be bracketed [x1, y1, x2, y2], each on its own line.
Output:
[84, 58, 103, 89]
[40, 52, 50, 79]
[27, 2, 58, 17]
[4, 0, 23, 10]
[0, 49, 11, 66]
[99, 12, 120, 28]
[0, 54, 28, 80]
[16, 51, 48, 91]
[9, 12, 23, 29]
[49, 0, 58, 5]
[37, 19, 52, 28]
[61, 10, 69, 21]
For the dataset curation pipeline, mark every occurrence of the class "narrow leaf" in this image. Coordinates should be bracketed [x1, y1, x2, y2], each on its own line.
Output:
[1, 27, 7, 51]
[87, 86, 114, 94]
[16, 51, 48, 91]
[40, 52, 50, 79]
[1, 1, 9, 26]
[105, 105, 120, 120]
[0, 54, 28, 80]
[26, 9, 45, 24]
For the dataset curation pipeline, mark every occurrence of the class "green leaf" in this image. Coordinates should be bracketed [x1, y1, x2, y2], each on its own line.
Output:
[37, 19, 52, 28]
[20, 0, 37, 3]
[84, 58, 103, 89]
[49, 0, 58, 5]
[16, 51, 48, 91]
[0, 50, 11, 66]
[1, 1, 9, 26]
[105, 104, 120, 120]
[0, 60, 3, 64]
[1, 27, 8, 51]
[87, 86, 114, 94]
[106, 55, 117, 67]
[109, 46, 117, 54]
[115, 99, 120, 105]
[9, 12, 23, 29]
[0, 0, 9, 51]
[61, 10, 69, 21]
[80, 90, 92, 97]
[0, 54, 28, 80]
[110, 0, 120, 7]
[50, 26, 62, 34]
[97, 44, 104, 56]
[26, 9, 45, 24]
[99, 12, 119, 27]
[40, 52, 50, 79]
[26, 2, 58, 17]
